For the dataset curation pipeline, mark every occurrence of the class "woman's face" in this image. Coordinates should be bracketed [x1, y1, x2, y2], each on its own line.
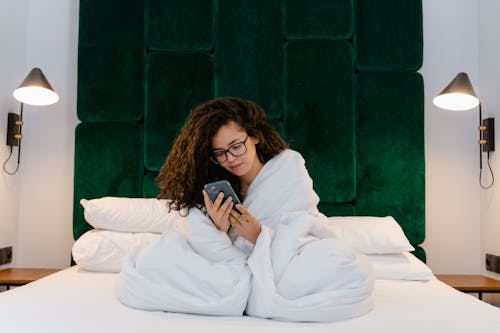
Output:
[211, 121, 263, 183]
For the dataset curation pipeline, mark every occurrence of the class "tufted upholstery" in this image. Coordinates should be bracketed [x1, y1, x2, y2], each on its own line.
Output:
[74, 0, 424, 257]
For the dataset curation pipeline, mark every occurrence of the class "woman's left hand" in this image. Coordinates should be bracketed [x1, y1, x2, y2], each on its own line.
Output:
[229, 204, 262, 244]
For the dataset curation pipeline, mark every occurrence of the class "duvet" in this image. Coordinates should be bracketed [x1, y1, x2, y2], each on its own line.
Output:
[117, 149, 374, 322]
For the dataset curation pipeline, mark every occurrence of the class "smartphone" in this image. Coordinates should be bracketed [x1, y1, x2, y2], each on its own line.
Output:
[204, 180, 242, 212]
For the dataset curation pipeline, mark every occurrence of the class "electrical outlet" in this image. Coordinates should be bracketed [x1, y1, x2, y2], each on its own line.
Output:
[485, 253, 500, 273]
[0, 246, 13, 265]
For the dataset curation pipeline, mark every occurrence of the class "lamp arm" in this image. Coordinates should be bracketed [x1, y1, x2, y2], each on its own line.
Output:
[479, 102, 482, 170]
[478, 102, 495, 189]
[2, 103, 23, 175]
[18, 103, 23, 166]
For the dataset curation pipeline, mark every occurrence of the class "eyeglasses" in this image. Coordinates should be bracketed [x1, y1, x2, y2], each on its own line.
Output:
[210, 136, 249, 164]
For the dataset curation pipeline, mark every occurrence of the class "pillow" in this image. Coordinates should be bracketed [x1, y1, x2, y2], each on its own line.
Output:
[81, 197, 186, 233]
[366, 251, 435, 281]
[72, 229, 161, 272]
[325, 216, 415, 254]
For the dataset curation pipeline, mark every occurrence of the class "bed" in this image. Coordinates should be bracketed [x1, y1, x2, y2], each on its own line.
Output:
[1, 264, 499, 332]
[2, 0, 500, 330]
[2, 196, 500, 330]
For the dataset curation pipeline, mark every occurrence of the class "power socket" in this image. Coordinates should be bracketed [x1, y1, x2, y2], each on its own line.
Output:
[485, 253, 500, 273]
[0, 246, 13, 265]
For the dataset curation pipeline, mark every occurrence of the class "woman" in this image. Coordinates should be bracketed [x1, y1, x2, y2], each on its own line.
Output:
[118, 97, 373, 321]
[157, 97, 288, 245]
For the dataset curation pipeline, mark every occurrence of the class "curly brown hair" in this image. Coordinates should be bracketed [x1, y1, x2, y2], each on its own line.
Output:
[156, 97, 288, 213]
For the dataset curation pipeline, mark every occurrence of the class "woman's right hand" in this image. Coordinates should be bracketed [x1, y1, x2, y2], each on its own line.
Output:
[202, 190, 233, 233]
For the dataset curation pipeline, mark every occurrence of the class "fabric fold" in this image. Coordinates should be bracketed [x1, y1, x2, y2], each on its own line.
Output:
[117, 149, 374, 322]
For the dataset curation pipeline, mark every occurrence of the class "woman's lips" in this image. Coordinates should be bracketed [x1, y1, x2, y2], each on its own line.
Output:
[228, 163, 243, 172]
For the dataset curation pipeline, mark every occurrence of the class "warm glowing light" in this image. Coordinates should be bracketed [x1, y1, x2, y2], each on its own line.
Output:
[433, 93, 479, 111]
[13, 86, 59, 106]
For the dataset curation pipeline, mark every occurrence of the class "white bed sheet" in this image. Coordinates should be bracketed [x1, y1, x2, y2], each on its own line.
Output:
[0, 266, 499, 332]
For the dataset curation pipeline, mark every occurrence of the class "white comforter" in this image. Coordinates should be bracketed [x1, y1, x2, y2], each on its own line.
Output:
[117, 149, 374, 322]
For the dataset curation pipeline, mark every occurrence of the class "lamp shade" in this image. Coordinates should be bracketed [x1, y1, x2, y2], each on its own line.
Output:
[13, 68, 59, 106]
[433, 72, 479, 111]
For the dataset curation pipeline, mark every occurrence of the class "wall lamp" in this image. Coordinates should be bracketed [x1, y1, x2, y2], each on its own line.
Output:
[3, 68, 59, 175]
[433, 72, 495, 189]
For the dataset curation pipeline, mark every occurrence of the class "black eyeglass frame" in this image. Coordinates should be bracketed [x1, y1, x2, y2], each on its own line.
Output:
[210, 136, 249, 164]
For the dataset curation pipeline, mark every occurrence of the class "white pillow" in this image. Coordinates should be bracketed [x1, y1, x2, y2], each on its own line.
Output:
[80, 197, 186, 233]
[325, 216, 415, 254]
[72, 229, 161, 272]
[366, 251, 435, 281]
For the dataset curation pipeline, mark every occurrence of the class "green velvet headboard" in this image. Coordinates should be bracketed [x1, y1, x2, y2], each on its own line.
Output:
[74, 0, 425, 258]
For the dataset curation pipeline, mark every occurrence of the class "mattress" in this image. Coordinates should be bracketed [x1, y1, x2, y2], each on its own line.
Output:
[0, 266, 499, 332]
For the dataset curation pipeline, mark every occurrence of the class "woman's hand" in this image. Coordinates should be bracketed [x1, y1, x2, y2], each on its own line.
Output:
[229, 204, 262, 244]
[202, 190, 233, 233]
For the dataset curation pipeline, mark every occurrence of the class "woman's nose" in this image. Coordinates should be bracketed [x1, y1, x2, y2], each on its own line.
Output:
[226, 152, 237, 162]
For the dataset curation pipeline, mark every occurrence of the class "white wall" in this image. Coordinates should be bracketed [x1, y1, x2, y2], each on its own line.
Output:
[14, 0, 80, 268]
[0, 0, 30, 268]
[479, 0, 500, 282]
[421, 0, 481, 274]
[0, 0, 79, 269]
[421, 0, 500, 279]
[2, 0, 498, 275]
